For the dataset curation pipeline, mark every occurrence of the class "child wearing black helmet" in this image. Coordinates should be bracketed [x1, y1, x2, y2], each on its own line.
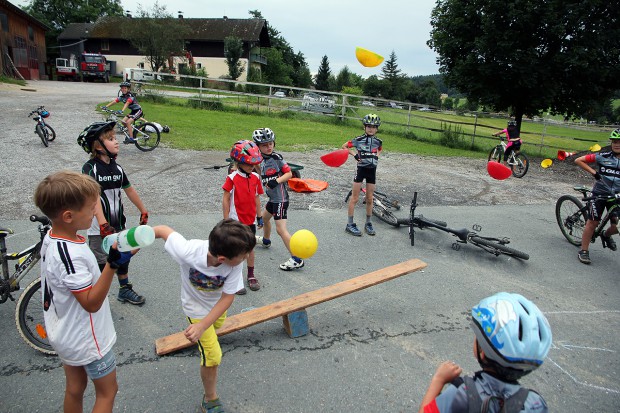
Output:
[493, 120, 522, 165]
[343, 113, 383, 236]
[102, 81, 143, 141]
[77, 121, 150, 305]
[419, 292, 552, 413]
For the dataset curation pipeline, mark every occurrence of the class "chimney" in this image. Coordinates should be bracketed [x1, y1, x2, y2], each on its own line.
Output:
[125, 10, 132, 18]
[178, 11, 183, 19]
[223, 16, 228, 20]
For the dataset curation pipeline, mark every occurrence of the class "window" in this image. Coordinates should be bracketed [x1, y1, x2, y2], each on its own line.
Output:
[101, 39, 109, 51]
[138, 62, 144, 69]
[13, 36, 27, 67]
[196, 63, 202, 69]
[0, 13, 8, 32]
[28, 45, 38, 69]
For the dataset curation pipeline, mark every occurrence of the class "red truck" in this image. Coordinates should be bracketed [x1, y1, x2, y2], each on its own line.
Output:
[80, 52, 110, 83]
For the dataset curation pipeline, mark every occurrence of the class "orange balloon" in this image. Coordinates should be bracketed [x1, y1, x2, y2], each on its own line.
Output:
[355, 47, 384, 67]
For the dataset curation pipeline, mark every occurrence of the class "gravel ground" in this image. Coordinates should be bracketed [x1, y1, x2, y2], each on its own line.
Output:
[0, 80, 593, 220]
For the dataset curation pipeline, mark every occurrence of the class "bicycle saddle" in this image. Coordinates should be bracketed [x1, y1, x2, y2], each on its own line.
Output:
[451, 227, 471, 242]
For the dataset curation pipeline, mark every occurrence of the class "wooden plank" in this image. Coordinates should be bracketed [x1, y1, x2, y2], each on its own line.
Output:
[155, 258, 426, 355]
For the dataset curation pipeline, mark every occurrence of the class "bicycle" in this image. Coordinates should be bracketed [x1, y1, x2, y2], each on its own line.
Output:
[402, 192, 529, 259]
[344, 187, 402, 227]
[555, 185, 619, 247]
[28, 106, 56, 147]
[100, 106, 160, 151]
[488, 137, 529, 178]
[1, 215, 56, 354]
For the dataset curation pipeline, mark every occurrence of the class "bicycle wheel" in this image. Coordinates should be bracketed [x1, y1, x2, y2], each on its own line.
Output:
[488, 146, 502, 163]
[15, 278, 56, 355]
[469, 236, 529, 260]
[36, 124, 49, 147]
[511, 153, 529, 178]
[133, 122, 160, 151]
[373, 190, 401, 210]
[555, 195, 587, 246]
[372, 204, 399, 227]
[44, 125, 56, 142]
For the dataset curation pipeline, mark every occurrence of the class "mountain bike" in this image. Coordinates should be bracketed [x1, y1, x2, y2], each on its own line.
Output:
[555, 185, 619, 247]
[28, 106, 56, 147]
[344, 187, 402, 226]
[1, 215, 56, 354]
[488, 138, 529, 178]
[402, 192, 529, 259]
[101, 107, 160, 151]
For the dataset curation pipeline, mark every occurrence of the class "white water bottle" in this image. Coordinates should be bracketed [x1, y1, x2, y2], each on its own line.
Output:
[102, 225, 155, 253]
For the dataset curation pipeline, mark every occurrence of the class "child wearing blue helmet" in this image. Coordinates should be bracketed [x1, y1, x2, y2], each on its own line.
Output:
[419, 292, 552, 413]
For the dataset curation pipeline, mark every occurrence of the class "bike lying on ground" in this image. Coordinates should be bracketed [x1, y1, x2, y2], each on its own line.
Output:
[100, 107, 160, 151]
[344, 187, 402, 226]
[1, 215, 55, 354]
[401, 192, 529, 259]
[29, 106, 56, 147]
[555, 185, 620, 247]
[488, 137, 529, 178]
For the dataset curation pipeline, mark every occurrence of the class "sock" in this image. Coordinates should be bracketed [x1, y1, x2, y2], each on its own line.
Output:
[366, 215, 372, 223]
[263, 237, 271, 245]
[292, 256, 302, 263]
[247, 266, 254, 278]
[348, 216, 354, 225]
[119, 277, 129, 287]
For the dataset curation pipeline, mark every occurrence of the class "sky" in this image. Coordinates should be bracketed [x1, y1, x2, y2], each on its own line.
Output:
[15, 0, 441, 77]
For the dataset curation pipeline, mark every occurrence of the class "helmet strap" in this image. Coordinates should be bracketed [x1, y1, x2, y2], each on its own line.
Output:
[95, 138, 117, 160]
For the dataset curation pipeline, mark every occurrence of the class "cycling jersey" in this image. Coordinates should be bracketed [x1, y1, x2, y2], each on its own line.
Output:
[259, 152, 291, 203]
[115, 92, 141, 112]
[346, 134, 382, 168]
[584, 151, 620, 194]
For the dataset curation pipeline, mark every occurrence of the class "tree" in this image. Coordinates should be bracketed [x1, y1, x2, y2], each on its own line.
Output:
[380, 51, 406, 100]
[362, 75, 385, 98]
[428, 0, 620, 129]
[315, 55, 331, 91]
[261, 48, 292, 86]
[224, 36, 245, 80]
[123, 2, 190, 72]
[335, 66, 352, 92]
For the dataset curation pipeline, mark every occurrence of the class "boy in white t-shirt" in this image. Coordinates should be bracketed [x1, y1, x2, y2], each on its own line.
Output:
[34, 170, 132, 413]
[153, 219, 256, 413]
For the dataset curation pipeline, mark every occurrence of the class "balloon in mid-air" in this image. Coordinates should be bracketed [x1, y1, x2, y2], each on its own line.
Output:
[355, 47, 384, 67]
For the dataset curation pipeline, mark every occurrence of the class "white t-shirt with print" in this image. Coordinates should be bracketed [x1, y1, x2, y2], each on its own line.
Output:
[164, 232, 244, 319]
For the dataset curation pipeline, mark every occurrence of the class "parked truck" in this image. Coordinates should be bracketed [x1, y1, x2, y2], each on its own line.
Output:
[55, 56, 79, 81]
[80, 52, 109, 83]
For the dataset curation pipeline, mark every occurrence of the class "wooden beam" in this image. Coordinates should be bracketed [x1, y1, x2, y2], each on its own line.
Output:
[155, 258, 427, 355]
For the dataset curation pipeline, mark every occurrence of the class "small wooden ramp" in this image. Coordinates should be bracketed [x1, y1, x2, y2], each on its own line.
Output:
[155, 258, 426, 356]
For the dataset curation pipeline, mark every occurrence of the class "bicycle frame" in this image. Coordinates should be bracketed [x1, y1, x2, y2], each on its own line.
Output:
[578, 187, 617, 243]
[101, 107, 160, 151]
[495, 141, 520, 165]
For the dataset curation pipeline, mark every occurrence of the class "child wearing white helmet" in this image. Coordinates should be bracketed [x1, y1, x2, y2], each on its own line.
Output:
[419, 292, 552, 413]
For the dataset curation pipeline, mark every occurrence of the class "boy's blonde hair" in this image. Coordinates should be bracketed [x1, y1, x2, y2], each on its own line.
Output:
[34, 170, 100, 219]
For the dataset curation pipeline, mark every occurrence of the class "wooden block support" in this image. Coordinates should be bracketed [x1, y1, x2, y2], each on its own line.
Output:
[282, 310, 310, 338]
[155, 258, 427, 356]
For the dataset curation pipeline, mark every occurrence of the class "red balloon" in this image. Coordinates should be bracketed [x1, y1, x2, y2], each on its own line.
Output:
[487, 161, 512, 180]
[320, 149, 349, 167]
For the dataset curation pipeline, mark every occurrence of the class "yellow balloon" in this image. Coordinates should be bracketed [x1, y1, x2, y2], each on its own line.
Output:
[290, 229, 318, 259]
[541, 159, 553, 168]
[589, 144, 601, 152]
[355, 47, 384, 67]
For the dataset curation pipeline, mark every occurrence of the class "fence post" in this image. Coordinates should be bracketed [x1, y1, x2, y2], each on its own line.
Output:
[471, 114, 478, 148]
[540, 120, 547, 156]
[341, 96, 347, 120]
[199, 78, 203, 102]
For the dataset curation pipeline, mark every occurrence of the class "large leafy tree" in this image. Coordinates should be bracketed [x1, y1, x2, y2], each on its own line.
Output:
[428, 0, 620, 128]
[224, 36, 245, 80]
[380, 51, 406, 100]
[315, 55, 331, 91]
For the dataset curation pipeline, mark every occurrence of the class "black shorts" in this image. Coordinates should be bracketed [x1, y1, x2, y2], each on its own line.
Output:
[589, 198, 620, 222]
[353, 167, 377, 184]
[128, 108, 143, 120]
[266, 201, 289, 220]
[503, 142, 521, 161]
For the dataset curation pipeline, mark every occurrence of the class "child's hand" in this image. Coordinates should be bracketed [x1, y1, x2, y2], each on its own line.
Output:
[100, 223, 115, 237]
[256, 216, 264, 229]
[139, 212, 149, 225]
[184, 323, 206, 343]
[106, 246, 132, 269]
[433, 361, 462, 384]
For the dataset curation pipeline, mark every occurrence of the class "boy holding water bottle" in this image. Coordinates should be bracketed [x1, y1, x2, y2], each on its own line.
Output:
[78, 121, 150, 305]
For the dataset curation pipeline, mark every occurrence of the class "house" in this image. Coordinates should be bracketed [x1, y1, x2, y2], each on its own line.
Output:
[0, 0, 48, 80]
[58, 15, 271, 81]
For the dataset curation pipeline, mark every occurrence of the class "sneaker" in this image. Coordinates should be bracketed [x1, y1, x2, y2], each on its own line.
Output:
[255, 235, 271, 248]
[201, 396, 225, 413]
[365, 222, 376, 236]
[235, 287, 247, 295]
[600, 233, 617, 251]
[117, 283, 146, 305]
[248, 276, 260, 291]
[123, 137, 136, 144]
[279, 257, 305, 271]
[577, 250, 591, 265]
[345, 223, 362, 236]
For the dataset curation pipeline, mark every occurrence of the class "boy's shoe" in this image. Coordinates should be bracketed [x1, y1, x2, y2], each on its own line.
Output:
[201, 396, 225, 413]
[255, 235, 271, 248]
[345, 223, 362, 236]
[577, 250, 591, 265]
[123, 137, 136, 144]
[235, 287, 247, 295]
[365, 222, 376, 236]
[279, 257, 305, 271]
[600, 233, 617, 251]
[248, 276, 260, 291]
[117, 284, 146, 305]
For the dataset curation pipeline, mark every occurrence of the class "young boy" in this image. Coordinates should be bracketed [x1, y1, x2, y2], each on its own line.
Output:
[222, 139, 263, 294]
[34, 170, 132, 413]
[153, 219, 255, 413]
[343, 114, 383, 236]
[574, 129, 620, 264]
[101, 81, 143, 141]
[78, 121, 149, 305]
[252, 128, 304, 271]
[419, 292, 552, 413]
[493, 120, 522, 165]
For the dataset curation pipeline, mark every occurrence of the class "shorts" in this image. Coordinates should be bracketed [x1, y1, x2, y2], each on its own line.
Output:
[266, 201, 289, 220]
[128, 108, 143, 120]
[503, 142, 521, 161]
[353, 167, 377, 184]
[88, 235, 129, 275]
[589, 198, 620, 222]
[188, 312, 227, 366]
[84, 349, 116, 380]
